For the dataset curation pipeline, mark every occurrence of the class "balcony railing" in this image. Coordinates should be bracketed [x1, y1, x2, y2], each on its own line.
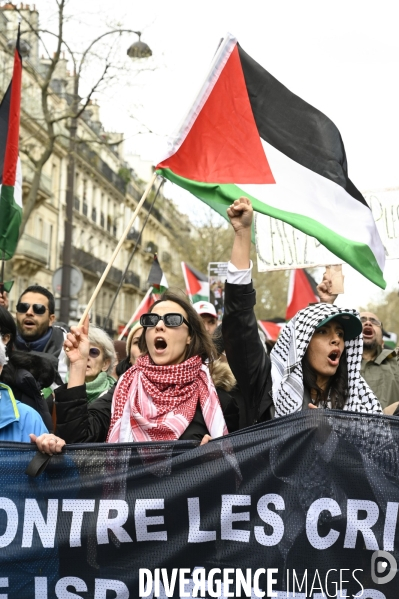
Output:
[124, 270, 140, 288]
[22, 162, 52, 197]
[17, 233, 48, 264]
[76, 142, 126, 195]
[71, 246, 123, 286]
[126, 228, 141, 244]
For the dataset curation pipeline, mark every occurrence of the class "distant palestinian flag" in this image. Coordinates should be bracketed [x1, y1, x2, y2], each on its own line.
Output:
[147, 254, 168, 295]
[286, 269, 319, 320]
[156, 33, 385, 289]
[181, 261, 209, 302]
[0, 26, 22, 260]
[132, 288, 154, 321]
[118, 288, 154, 339]
[258, 320, 285, 342]
[383, 330, 397, 351]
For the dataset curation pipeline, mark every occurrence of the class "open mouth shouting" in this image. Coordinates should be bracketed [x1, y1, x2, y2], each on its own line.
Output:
[22, 318, 36, 329]
[362, 324, 375, 341]
[154, 337, 167, 354]
[327, 349, 341, 367]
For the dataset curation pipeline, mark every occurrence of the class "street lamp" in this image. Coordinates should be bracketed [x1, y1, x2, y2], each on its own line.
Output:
[59, 32, 152, 324]
[127, 33, 152, 59]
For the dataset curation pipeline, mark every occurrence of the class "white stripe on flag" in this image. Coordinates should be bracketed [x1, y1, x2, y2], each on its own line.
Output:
[239, 139, 385, 271]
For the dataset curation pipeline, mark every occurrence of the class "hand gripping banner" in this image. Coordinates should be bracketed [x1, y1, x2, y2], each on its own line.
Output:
[0, 410, 398, 599]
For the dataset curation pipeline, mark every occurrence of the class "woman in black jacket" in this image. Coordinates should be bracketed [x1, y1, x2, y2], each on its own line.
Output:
[0, 306, 55, 431]
[222, 197, 382, 420]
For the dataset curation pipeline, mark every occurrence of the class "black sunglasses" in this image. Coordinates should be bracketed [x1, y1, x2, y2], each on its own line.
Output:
[16, 302, 48, 315]
[89, 347, 101, 358]
[140, 313, 190, 329]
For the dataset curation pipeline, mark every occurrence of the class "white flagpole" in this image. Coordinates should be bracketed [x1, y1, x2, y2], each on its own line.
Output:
[78, 172, 158, 327]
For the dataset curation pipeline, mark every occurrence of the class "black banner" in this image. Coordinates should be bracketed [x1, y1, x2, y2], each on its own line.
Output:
[0, 410, 398, 598]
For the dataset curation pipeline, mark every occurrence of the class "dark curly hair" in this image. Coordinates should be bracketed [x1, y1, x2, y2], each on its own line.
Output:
[302, 350, 348, 409]
[138, 290, 216, 364]
[18, 284, 55, 315]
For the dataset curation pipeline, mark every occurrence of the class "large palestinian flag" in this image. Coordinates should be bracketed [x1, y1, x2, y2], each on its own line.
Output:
[156, 34, 385, 288]
[181, 261, 209, 302]
[0, 27, 22, 260]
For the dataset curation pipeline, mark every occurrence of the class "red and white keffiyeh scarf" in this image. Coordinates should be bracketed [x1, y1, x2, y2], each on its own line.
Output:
[107, 354, 228, 443]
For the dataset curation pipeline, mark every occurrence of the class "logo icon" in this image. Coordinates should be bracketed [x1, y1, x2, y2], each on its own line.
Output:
[371, 551, 397, 585]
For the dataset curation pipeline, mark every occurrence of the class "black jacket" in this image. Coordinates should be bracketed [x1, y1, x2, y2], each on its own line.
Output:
[0, 352, 55, 432]
[55, 382, 240, 444]
[222, 281, 274, 425]
[15, 325, 68, 385]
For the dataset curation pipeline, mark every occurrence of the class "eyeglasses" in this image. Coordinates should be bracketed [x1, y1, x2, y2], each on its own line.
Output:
[16, 302, 48, 315]
[140, 313, 190, 329]
[360, 316, 382, 327]
[89, 347, 101, 358]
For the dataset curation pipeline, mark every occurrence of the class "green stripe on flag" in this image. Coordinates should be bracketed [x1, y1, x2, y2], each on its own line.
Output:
[0, 184, 22, 260]
[157, 168, 386, 289]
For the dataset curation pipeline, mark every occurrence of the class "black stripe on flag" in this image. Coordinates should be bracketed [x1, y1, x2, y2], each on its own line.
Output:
[0, 84, 11, 184]
[237, 45, 367, 207]
[186, 263, 207, 282]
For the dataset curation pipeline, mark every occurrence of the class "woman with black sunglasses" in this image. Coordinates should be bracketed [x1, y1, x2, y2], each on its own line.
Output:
[32, 291, 238, 453]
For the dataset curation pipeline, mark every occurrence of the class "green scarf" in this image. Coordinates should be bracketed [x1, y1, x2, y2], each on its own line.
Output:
[66, 371, 116, 404]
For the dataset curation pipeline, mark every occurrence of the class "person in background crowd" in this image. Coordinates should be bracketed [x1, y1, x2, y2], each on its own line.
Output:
[0, 336, 48, 441]
[115, 322, 143, 378]
[65, 325, 116, 403]
[15, 285, 68, 384]
[0, 288, 9, 310]
[112, 340, 127, 378]
[0, 306, 54, 431]
[359, 312, 399, 410]
[32, 291, 240, 453]
[193, 300, 218, 335]
[318, 278, 399, 411]
[222, 197, 382, 422]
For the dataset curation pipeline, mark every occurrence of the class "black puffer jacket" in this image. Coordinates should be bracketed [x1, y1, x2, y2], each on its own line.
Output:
[222, 281, 274, 425]
[0, 352, 55, 432]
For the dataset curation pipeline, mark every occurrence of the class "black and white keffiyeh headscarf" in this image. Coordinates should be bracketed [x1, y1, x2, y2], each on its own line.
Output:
[270, 303, 382, 417]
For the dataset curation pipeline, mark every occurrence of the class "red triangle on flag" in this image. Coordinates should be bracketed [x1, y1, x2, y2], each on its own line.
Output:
[182, 263, 202, 295]
[286, 269, 319, 320]
[157, 46, 275, 185]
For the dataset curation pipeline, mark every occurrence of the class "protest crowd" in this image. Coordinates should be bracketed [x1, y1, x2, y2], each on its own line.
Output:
[0, 197, 397, 454]
[0, 18, 398, 597]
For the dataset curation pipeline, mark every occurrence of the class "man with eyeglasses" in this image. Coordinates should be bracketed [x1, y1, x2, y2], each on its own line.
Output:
[14, 285, 68, 384]
[318, 279, 399, 410]
[358, 311, 399, 410]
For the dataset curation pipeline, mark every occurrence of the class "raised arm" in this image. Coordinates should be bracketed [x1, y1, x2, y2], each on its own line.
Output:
[222, 198, 273, 427]
[227, 197, 252, 269]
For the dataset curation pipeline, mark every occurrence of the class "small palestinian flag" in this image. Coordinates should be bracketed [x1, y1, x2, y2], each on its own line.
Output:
[181, 261, 209, 302]
[286, 269, 319, 320]
[147, 254, 168, 295]
[156, 33, 385, 289]
[0, 26, 23, 260]
[132, 287, 154, 321]
[118, 289, 155, 339]
[258, 320, 285, 342]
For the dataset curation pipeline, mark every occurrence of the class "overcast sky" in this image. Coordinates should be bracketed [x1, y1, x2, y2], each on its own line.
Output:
[35, 0, 399, 309]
